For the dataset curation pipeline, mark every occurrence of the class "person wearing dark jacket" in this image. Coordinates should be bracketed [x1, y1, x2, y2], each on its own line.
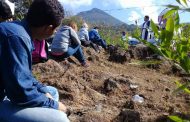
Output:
[89, 27, 107, 50]
[0, 0, 69, 121]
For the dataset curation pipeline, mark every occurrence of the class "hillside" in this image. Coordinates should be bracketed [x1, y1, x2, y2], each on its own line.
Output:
[33, 45, 189, 122]
[76, 8, 125, 26]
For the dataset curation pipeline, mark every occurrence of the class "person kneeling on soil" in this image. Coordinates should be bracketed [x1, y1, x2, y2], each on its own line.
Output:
[50, 20, 89, 67]
[78, 22, 100, 53]
[0, 0, 70, 122]
[89, 26, 107, 50]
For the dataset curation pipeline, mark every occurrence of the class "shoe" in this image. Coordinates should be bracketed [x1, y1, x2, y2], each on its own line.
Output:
[81, 61, 90, 67]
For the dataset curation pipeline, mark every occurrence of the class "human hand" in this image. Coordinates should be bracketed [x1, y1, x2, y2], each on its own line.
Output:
[45, 93, 53, 99]
[58, 102, 67, 113]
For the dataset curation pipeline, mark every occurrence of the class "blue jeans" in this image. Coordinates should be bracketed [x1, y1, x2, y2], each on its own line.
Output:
[51, 44, 86, 63]
[65, 45, 85, 63]
[0, 86, 70, 122]
[46, 86, 59, 102]
[92, 39, 107, 49]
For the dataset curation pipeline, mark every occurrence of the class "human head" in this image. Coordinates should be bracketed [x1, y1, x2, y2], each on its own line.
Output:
[94, 26, 99, 30]
[122, 31, 126, 36]
[93, 26, 99, 32]
[0, 1, 13, 22]
[68, 21, 78, 32]
[82, 22, 88, 29]
[26, 0, 64, 40]
[144, 15, 149, 22]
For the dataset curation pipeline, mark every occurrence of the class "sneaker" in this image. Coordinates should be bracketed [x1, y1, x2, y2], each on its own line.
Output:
[81, 61, 90, 67]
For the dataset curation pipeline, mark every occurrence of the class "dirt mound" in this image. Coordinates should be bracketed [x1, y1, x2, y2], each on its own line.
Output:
[128, 44, 155, 59]
[32, 46, 189, 122]
[107, 45, 131, 63]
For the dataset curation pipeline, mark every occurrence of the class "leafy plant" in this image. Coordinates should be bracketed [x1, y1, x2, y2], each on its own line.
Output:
[137, 0, 190, 121]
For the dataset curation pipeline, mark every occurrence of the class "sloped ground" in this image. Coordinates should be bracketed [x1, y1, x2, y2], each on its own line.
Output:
[33, 45, 190, 122]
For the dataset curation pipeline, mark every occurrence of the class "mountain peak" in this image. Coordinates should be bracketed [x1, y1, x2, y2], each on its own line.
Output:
[76, 8, 125, 26]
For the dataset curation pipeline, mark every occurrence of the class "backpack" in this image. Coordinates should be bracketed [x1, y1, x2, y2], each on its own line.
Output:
[32, 40, 48, 63]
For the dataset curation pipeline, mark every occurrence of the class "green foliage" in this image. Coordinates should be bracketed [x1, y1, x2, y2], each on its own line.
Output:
[174, 81, 190, 94]
[181, 24, 190, 39]
[147, 2, 190, 74]
[14, 0, 33, 20]
[99, 27, 129, 50]
[168, 116, 190, 122]
[131, 27, 141, 38]
[142, 0, 190, 121]
[129, 60, 163, 66]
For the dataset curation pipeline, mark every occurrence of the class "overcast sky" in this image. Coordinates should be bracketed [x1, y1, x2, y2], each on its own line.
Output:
[59, 0, 190, 25]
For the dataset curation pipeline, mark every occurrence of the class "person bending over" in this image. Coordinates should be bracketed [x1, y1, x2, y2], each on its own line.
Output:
[51, 20, 89, 67]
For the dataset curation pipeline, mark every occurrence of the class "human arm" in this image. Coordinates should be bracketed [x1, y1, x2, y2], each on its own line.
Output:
[70, 28, 81, 45]
[0, 35, 58, 109]
[84, 29, 90, 41]
[93, 29, 101, 40]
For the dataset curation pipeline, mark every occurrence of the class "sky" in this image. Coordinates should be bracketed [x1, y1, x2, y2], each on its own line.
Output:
[58, 0, 190, 25]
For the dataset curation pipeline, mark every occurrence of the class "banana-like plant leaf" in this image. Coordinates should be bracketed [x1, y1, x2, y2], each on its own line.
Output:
[182, 0, 188, 6]
[150, 19, 159, 37]
[165, 18, 174, 42]
[168, 116, 183, 122]
[174, 81, 190, 94]
[165, 5, 180, 10]
[176, 0, 182, 5]
[163, 9, 177, 19]
[174, 11, 180, 30]
[180, 56, 190, 73]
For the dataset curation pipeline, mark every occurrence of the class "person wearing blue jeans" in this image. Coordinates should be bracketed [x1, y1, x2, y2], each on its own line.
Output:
[63, 44, 86, 63]
[51, 21, 89, 67]
[0, 0, 70, 121]
[89, 27, 107, 50]
[0, 86, 69, 122]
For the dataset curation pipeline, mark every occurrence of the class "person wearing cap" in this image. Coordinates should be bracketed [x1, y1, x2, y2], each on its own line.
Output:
[0, 0, 14, 22]
[89, 27, 107, 50]
[78, 22, 100, 52]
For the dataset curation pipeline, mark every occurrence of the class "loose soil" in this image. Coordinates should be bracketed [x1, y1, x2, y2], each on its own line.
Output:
[33, 46, 190, 122]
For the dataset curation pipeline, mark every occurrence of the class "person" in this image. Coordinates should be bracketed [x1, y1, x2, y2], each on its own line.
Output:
[89, 26, 107, 50]
[0, 0, 14, 22]
[128, 36, 140, 46]
[50, 20, 89, 67]
[0, 0, 70, 122]
[78, 22, 100, 52]
[141, 15, 150, 40]
[121, 31, 126, 41]
[158, 8, 169, 30]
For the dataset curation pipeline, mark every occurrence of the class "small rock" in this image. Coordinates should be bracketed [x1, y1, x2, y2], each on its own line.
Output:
[118, 109, 140, 122]
[165, 87, 170, 92]
[104, 78, 118, 93]
[124, 100, 135, 109]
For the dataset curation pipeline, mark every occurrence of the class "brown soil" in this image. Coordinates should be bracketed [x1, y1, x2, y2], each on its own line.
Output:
[33, 46, 190, 122]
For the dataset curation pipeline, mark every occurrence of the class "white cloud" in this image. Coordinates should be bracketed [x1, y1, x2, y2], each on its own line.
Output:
[58, 0, 93, 8]
[117, 0, 160, 22]
[128, 11, 141, 22]
[59, 0, 189, 23]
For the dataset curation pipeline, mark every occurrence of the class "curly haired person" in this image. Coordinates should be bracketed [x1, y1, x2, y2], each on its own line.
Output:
[0, 0, 70, 121]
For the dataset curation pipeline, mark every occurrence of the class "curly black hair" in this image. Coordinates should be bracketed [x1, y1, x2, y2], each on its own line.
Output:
[0, 1, 13, 20]
[26, 0, 64, 28]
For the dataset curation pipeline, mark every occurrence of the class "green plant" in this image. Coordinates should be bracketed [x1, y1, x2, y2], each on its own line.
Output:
[136, 0, 190, 121]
